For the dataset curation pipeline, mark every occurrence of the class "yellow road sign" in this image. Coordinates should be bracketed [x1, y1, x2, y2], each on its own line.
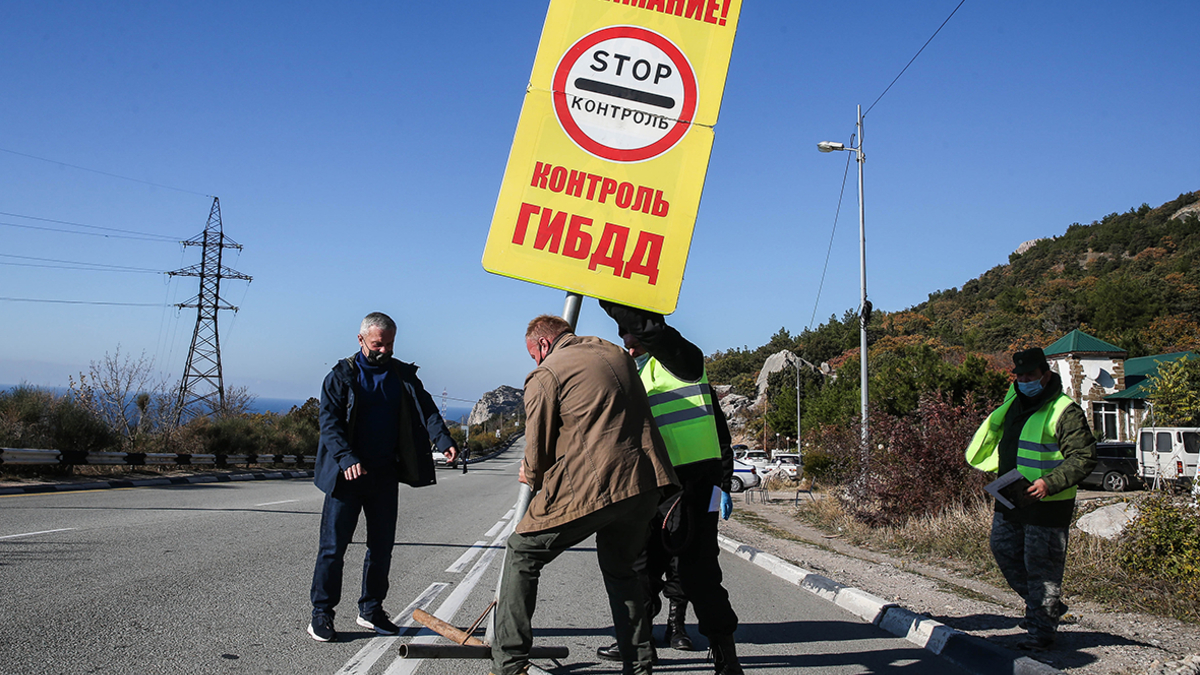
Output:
[482, 0, 741, 314]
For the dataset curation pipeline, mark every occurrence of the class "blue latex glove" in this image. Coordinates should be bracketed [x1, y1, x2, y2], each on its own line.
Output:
[720, 491, 733, 520]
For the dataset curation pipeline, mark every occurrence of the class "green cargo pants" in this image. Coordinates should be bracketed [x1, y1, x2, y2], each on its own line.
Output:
[492, 490, 659, 675]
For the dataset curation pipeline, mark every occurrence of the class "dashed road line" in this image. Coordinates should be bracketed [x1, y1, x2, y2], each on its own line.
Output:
[333, 583, 450, 675]
[255, 499, 298, 507]
[332, 512, 517, 675]
[446, 540, 490, 573]
[0, 527, 76, 540]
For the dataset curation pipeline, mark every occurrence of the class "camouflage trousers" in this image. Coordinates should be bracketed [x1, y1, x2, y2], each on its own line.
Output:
[989, 513, 1069, 638]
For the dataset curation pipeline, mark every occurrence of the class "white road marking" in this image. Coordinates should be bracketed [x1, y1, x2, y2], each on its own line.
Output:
[0, 528, 76, 540]
[331, 513, 517, 675]
[502, 508, 515, 521]
[254, 499, 297, 507]
[333, 583, 450, 675]
[446, 541, 489, 573]
[484, 521, 506, 538]
[379, 517, 516, 675]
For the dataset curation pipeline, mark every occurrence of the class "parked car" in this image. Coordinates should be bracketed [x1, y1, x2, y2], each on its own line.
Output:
[730, 458, 760, 493]
[731, 444, 749, 460]
[741, 449, 770, 471]
[1079, 441, 1140, 492]
[1138, 427, 1200, 488]
[764, 453, 802, 479]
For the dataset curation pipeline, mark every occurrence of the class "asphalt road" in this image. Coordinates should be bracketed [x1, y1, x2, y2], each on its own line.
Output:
[0, 440, 966, 674]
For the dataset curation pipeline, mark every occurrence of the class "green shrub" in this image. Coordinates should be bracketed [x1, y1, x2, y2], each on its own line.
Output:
[0, 385, 117, 452]
[1119, 494, 1200, 596]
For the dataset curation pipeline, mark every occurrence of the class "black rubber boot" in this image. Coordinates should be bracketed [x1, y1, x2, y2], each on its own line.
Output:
[709, 634, 743, 675]
[664, 601, 693, 650]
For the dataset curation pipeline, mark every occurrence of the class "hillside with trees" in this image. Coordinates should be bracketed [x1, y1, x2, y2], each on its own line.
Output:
[707, 190, 1200, 520]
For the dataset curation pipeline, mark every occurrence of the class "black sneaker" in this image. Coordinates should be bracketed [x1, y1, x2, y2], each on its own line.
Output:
[308, 613, 337, 642]
[357, 609, 400, 635]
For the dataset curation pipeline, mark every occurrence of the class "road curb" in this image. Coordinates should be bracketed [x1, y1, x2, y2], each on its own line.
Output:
[717, 534, 1063, 675]
[0, 470, 315, 495]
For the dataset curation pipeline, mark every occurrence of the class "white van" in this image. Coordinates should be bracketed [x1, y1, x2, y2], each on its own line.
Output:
[1137, 427, 1200, 487]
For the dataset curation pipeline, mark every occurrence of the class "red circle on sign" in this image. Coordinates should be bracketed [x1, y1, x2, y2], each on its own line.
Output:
[552, 26, 698, 163]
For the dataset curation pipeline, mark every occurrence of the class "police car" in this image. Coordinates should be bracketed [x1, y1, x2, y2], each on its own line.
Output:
[730, 458, 761, 493]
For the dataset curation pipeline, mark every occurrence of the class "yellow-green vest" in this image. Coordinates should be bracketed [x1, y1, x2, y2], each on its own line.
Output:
[639, 357, 721, 467]
[965, 386, 1078, 502]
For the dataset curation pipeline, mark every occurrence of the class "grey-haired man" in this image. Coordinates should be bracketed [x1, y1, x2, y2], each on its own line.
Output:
[308, 312, 458, 642]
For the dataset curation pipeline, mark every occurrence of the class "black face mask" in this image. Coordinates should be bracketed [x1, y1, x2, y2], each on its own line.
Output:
[364, 349, 391, 366]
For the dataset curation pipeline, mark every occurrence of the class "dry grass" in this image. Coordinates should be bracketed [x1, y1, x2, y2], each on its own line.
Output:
[794, 489, 1200, 622]
[795, 492, 1004, 583]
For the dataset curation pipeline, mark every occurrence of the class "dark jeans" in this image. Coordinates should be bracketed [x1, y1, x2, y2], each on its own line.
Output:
[989, 512, 1069, 637]
[640, 534, 685, 621]
[649, 459, 738, 638]
[493, 491, 659, 675]
[310, 471, 399, 618]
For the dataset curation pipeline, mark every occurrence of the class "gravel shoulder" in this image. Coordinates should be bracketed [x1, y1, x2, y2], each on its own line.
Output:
[718, 491, 1200, 675]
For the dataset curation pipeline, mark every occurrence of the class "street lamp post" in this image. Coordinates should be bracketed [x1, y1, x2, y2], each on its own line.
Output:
[783, 352, 803, 462]
[818, 104, 870, 455]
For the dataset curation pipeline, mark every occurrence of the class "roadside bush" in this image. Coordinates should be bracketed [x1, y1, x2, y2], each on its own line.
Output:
[174, 409, 319, 458]
[828, 392, 992, 526]
[802, 423, 859, 483]
[1118, 494, 1200, 609]
[0, 385, 117, 453]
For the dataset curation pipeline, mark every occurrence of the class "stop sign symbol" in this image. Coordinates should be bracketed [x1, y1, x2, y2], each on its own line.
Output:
[553, 26, 698, 163]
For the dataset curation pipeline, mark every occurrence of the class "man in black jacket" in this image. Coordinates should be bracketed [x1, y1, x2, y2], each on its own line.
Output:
[598, 300, 743, 675]
[308, 312, 458, 642]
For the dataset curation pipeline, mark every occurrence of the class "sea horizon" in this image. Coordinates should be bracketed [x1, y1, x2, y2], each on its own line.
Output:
[2, 384, 472, 421]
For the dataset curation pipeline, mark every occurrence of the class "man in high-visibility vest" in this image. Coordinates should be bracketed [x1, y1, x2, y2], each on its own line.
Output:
[966, 347, 1096, 652]
[599, 301, 743, 675]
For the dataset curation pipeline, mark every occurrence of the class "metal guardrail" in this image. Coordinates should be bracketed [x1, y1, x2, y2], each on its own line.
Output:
[3, 433, 526, 469]
[0, 448, 315, 467]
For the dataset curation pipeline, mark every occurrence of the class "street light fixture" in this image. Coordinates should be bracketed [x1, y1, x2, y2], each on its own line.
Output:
[818, 104, 870, 457]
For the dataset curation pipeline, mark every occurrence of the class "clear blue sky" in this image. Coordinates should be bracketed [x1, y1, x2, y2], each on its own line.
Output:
[3, 1, 1198, 404]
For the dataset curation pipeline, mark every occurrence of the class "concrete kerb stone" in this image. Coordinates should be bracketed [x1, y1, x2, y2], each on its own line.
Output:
[717, 534, 1064, 675]
[0, 470, 315, 495]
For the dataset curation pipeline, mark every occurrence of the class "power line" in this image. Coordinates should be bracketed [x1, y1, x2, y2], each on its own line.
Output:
[808, 145, 855, 332]
[0, 220, 181, 243]
[864, 0, 967, 117]
[0, 210, 182, 241]
[0, 296, 172, 307]
[0, 261, 165, 274]
[809, 1, 967, 331]
[0, 253, 165, 273]
[0, 146, 214, 198]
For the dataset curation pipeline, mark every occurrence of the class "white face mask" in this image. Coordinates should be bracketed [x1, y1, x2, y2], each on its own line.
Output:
[634, 353, 651, 370]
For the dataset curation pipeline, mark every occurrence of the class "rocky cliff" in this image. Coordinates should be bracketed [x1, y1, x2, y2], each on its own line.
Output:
[468, 385, 524, 426]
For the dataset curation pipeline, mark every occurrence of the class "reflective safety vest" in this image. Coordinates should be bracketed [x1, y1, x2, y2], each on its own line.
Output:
[965, 386, 1078, 502]
[639, 357, 722, 467]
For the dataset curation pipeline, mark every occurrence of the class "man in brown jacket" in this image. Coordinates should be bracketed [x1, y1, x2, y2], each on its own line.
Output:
[491, 315, 678, 675]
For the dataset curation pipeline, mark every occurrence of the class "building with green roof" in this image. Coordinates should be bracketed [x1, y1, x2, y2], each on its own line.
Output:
[1040, 328, 1195, 441]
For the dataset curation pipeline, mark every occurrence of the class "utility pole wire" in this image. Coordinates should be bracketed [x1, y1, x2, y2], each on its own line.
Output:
[864, 0, 968, 117]
[0, 210, 182, 241]
[807, 146, 855, 332]
[0, 297, 172, 307]
[0, 220, 181, 242]
[0, 147, 214, 198]
[0, 252, 164, 273]
[809, 1, 966, 330]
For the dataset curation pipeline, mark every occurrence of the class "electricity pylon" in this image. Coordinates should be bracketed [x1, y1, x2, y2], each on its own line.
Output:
[169, 197, 252, 422]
